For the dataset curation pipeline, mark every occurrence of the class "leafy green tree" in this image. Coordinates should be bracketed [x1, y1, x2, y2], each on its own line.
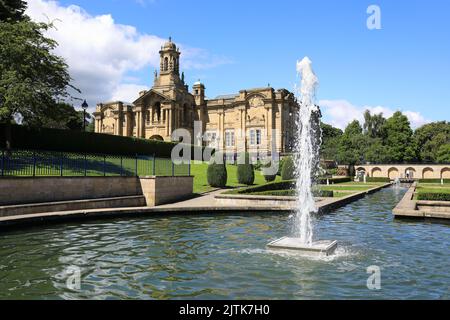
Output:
[23, 102, 91, 130]
[0, 0, 27, 22]
[436, 144, 450, 163]
[363, 109, 386, 139]
[320, 122, 343, 160]
[413, 121, 450, 162]
[382, 111, 417, 162]
[363, 137, 390, 163]
[336, 120, 365, 165]
[0, 18, 77, 149]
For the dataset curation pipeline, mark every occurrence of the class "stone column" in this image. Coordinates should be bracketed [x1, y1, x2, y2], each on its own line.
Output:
[165, 109, 169, 136]
[168, 109, 172, 139]
[114, 117, 119, 135]
[221, 111, 225, 150]
[136, 111, 141, 138]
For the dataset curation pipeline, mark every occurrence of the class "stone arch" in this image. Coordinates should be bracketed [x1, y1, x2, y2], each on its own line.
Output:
[149, 135, 164, 141]
[371, 167, 382, 178]
[441, 168, 450, 179]
[405, 167, 416, 179]
[164, 57, 168, 71]
[422, 167, 434, 179]
[388, 167, 399, 179]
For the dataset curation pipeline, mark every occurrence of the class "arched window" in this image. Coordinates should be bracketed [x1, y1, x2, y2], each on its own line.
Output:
[164, 57, 168, 71]
[154, 102, 161, 122]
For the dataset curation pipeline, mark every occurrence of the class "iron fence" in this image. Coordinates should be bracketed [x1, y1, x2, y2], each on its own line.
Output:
[0, 149, 190, 177]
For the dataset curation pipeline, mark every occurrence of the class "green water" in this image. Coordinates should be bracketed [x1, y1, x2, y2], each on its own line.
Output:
[0, 187, 448, 299]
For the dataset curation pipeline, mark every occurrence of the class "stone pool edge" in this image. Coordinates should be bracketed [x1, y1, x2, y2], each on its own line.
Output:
[0, 183, 392, 228]
[393, 182, 450, 220]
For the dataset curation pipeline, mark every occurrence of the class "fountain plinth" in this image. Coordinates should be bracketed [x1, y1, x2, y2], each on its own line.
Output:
[267, 237, 337, 256]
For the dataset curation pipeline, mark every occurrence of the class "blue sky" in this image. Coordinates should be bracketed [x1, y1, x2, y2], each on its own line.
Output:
[28, 0, 450, 129]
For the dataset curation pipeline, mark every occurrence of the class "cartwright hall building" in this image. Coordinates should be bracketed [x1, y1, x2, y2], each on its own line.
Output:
[93, 38, 299, 155]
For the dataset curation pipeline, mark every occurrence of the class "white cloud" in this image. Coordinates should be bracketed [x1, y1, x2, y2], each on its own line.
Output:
[26, 0, 231, 111]
[110, 84, 148, 103]
[319, 99, 430, 130]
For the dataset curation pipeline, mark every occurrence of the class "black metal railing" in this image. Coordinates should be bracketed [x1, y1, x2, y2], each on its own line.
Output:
[0, 149, 190, 177]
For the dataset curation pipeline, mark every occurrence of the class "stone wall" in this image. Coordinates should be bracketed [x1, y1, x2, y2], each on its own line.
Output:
[0, 176, 193, 206]
[348, 164, 450, 179]
[139, 176, 194, 206]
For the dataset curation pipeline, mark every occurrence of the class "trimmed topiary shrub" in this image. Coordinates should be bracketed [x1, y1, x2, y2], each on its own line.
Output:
[417, 193, 450, 201]
[262, 160, 278, 182]
[237, 153, 255, 185]
[281, 156, 296, 180]
[207, 155, 227, 187]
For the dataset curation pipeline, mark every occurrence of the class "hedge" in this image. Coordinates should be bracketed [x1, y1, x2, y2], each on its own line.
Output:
[261, 161, 277, 182]
[235, 180, 296, 194]
[234, 187, 333, 198]
[317, 177, 351, 184]
[367, 177, 391, 183]
[0, 124, 213, 159]
[417, 193, 450, 201]
[418, 179, 450, 183]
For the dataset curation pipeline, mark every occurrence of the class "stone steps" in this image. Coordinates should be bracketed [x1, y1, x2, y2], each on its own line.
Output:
[0, 195, 146, 218]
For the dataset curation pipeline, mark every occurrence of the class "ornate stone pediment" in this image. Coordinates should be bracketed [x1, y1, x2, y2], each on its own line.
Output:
[247, 95, 265, 108]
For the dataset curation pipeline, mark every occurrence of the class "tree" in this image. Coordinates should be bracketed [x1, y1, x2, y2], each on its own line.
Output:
[363, 109, 386, 139]
[336, 120, 365, 165]
[382, 111, 417, 162]
[22, 102, 91, 130]
[363, 137, 390, 163]
[0, 0, 27, 22]
[320, 122, 343, 160]
[0, 18, 77, 149]
[413, 121, 450, 163]
[436, 144, 450, 163]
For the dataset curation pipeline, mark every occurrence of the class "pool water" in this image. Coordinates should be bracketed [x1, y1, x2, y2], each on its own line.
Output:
[0, 187, 448, 299]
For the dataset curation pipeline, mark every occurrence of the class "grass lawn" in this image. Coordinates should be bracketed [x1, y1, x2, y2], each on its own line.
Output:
[416, 187, 450, 194]
[190, 162, 280, 194]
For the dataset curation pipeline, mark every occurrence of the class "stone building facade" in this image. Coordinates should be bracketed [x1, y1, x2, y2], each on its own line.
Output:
[93, 39, 299, 155]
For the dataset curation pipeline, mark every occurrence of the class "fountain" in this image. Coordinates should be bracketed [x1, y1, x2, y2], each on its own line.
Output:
[267, 57, 337, 256]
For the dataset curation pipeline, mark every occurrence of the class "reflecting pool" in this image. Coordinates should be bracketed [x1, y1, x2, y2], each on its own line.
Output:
[0, 187, 448, 299]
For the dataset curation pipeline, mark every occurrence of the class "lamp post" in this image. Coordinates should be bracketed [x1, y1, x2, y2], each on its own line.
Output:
[81, 100, 88, 131]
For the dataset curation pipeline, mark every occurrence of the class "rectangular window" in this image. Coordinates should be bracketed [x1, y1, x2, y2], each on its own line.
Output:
[225, 130, 235, 147]
[256, 129, 261, 145]
[249, 129, 261, 146]
[205, 131, 218, 147]
[250, 130, 255, 145]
